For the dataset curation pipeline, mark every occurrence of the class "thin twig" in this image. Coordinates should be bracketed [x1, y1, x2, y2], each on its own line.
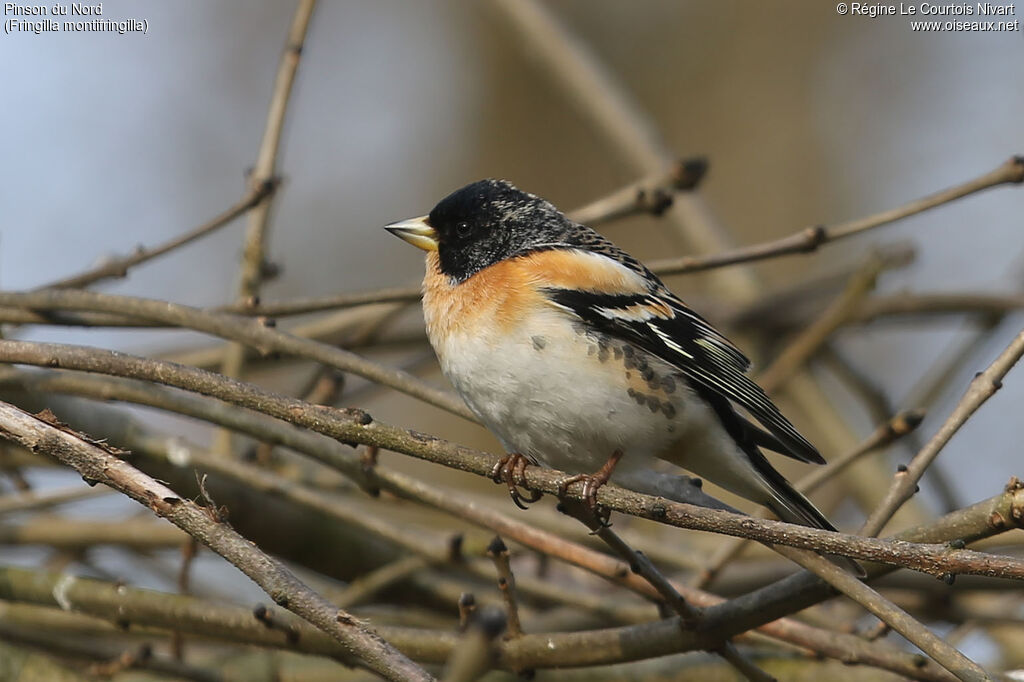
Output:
[849, 292, 1024, 326]
[0, 484, 111, 516]
[772, 546, 991, 682]
[218, 0, 319, 456]
[730, 290, 1024, 336]
[172, 537, 199, 659]
[37, 181, 278, 291]
[798, 408, 927, 496]
[163, 302, 407, 370]
[220, 182, 1024, 334]
[216, 286, 422, 317]
[485, 537, 523, 639]
[334, 556, 430, 610]
[442, 608, 506, 682]
[647, 156, 1024, 277]
[458, 593, 476, 631]
[0, 401, 433, 682]
[895, 315, 1009, 513]
[568, 157, 708, 226]
[564, 505, 775, 682]
[215, 161, 706, 319]
[861, 330, 1024, 537]
[757, 252, 885, 393]
[170, 160, 1024, 358]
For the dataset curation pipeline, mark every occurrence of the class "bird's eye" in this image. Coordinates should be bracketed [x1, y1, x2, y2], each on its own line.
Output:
[455, 221, 472, 238]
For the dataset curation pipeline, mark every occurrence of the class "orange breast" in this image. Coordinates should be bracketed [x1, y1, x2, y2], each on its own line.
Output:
[422, 248, 650, 347]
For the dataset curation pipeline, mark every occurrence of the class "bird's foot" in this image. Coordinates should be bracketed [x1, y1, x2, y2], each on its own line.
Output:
[556, 449, 623, 526]
[491, 452, 542, 510]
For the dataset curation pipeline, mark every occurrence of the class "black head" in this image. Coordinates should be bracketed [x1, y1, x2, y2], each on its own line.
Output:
[387, 179, 575, 282]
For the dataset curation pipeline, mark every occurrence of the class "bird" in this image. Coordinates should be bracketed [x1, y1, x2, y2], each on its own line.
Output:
[385, 178, 847, 546]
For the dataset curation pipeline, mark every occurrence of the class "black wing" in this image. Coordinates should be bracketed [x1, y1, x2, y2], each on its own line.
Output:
[544, 287, 824, 465]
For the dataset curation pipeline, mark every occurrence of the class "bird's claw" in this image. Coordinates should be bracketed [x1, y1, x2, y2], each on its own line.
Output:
[556, 449, 623, 526]
[557, 473, 612, 526]
[491, 453, 542, 510]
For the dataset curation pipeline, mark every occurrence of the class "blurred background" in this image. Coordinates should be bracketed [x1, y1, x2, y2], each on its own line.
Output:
[3, 0, 1021, 499]
[1, 1, 1022, 676]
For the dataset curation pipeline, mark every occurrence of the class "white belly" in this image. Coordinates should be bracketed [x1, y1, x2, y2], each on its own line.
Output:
[433, 306, 714, 474]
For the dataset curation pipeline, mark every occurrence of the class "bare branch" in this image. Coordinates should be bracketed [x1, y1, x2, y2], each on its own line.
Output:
[2, 374, 957, 675]
[0, 563, 952, 680]
[0, 401, 433, 682]
[773, 547, 991, 681]
[756, 253, 885, 393]
[800, 409, 927, 496]
[0, 289, 473, 420]
[1, 339, 1022, 583]
[565, 505, 775, 682]
[37, 181, 278, 291]
[218, 0, 319, 455]
[334, 556, 430, 610]
[0, 566, 458, 665]
[215, 161, 707, 320]
[851, 292, 1024, 325]
[701, 479, 1024, 655]
[485, 537, 523, 639]
[216, 286, 421, 318]
[647, 156, 1024, 277]
[190, 157, 1024, 332]
[568, 157, 708, 226]
[0, 484, 111, 516]
[861, 330, 1024, 537]
[0, 517, 187, 549]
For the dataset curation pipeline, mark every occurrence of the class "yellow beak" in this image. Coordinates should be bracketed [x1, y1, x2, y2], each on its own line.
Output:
[384, 215, 438, 252]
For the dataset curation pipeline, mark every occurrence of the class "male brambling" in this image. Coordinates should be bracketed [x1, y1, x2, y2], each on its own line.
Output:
[386, 179, 843, 540]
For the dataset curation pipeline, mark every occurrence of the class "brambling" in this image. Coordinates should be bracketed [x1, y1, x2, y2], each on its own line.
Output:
[386, 179, 842, 539]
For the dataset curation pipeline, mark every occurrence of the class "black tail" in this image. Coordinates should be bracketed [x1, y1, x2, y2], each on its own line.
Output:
[750, 449, 865, 577]
[698, 387, 864, 576]
[751, 448, 836, 530]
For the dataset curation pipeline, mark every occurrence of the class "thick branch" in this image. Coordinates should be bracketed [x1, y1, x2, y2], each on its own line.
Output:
[0, 569, 457, 665]
[1, 339, 1021, 582]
